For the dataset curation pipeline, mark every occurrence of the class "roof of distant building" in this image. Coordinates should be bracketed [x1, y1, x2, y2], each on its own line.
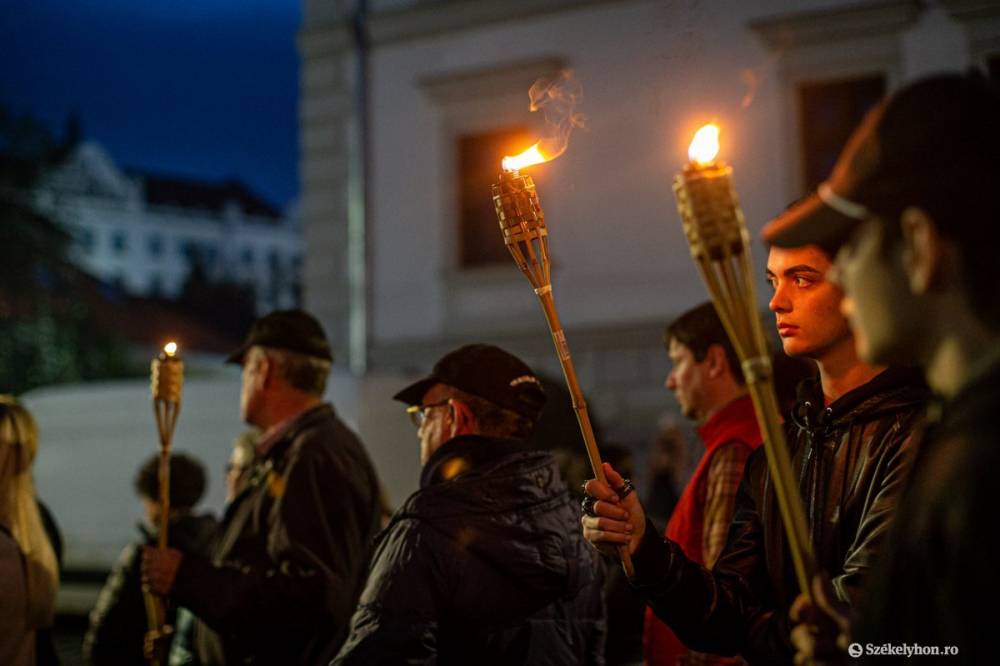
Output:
[137, 172, 281, 220]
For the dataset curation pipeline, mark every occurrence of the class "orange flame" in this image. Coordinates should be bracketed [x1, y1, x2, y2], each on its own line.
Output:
[688, 124, 720, 165]
[502, 142, 548, 172]
[163, 341, 178, 357]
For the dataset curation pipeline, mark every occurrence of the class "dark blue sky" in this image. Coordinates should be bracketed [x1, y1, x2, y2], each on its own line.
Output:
[1, 0, 301, 208]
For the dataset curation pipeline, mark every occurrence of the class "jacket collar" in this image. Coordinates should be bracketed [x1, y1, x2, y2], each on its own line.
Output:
[696, 394, 762, 454]
[795, 365, 927, 427]
[256, 403, 333, 458]
[420, 434, 529, 489]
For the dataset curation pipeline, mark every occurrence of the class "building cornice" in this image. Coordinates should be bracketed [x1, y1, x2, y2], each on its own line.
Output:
[749, 0, 921, 51]
[940, 0, 1000, 21]
[940, 0, 1000, 64]
[299, 0, 635, 58]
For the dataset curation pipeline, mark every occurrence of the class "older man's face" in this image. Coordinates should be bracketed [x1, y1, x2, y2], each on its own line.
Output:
[416, 383, 455, 466]
[240, 348, 266, 428]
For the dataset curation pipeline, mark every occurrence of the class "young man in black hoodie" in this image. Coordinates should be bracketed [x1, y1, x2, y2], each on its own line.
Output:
[334, 344, 606, 665]
[582, 240, 927, 663]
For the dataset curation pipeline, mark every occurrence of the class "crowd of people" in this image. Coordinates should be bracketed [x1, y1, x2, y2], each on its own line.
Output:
[1, 70, 995, 665]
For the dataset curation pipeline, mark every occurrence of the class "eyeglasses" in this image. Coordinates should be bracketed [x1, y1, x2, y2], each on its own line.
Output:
[406, 400, 450, 428]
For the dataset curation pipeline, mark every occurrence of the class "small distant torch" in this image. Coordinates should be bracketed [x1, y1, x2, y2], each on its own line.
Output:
[143, 341, 184, 664]
[492, 145, 634, 577]
[672, 124, 815, 596]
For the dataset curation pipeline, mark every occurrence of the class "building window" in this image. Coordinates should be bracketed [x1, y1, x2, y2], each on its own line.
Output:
[148, 234, 163, 258]
[457, 126, 534, 268]
[111, 231, 128, 255]
[798, 75, 885, 192]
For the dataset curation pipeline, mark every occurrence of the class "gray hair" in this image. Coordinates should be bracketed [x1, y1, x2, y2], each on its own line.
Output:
[249, 346, 331, 395]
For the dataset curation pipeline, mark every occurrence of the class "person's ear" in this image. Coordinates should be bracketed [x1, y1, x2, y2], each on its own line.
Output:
[705, 344, 728, 380]
[256, 354, 274, 388]
[448, 399, 478, 437]
[900, 206, 944, 295]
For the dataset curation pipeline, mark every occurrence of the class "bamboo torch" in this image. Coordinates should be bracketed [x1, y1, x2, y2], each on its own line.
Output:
[492, 146, 634, 577]
[143, 341, 184, 664]
[672, 124, 815, 596]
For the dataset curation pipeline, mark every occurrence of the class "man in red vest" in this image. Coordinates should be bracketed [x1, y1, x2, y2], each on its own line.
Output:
[646, 302, 761, 666]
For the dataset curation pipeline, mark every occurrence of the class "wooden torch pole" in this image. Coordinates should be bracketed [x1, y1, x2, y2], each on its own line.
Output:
[144, 343, 183, 665]
[493, 169, 634, 577]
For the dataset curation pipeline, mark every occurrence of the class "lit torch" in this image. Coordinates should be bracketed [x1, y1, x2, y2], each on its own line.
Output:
[143, 341, 184, 664]
[672, 124, 815, 596]
[492, 144, 634, 577]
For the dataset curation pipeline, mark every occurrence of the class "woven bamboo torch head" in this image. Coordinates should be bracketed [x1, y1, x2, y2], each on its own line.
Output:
[151, 342, 184, 404]
[672, 124, 748, 262]
[492, 168, 551, 289]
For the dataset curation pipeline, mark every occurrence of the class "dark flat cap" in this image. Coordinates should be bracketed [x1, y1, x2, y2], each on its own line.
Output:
[226, 309, 332, 364]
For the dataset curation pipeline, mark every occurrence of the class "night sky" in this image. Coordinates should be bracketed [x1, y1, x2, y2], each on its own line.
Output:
[1, 0, 301, 209]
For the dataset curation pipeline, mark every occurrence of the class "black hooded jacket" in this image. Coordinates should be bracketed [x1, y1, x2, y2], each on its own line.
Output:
[630, 367, 928, 664]
[333, 435, 606, 665]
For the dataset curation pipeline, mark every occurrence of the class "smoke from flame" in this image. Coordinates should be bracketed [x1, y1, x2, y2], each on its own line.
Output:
[502, 69, 585, 171]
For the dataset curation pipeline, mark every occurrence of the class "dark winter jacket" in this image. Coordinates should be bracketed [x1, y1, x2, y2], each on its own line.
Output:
[333, 435, 607, 665]
[630, 367, 928, 664]
[855, 357, 1000, 663]
[171, 404, 382, 665]
[83, 512, 217, 665]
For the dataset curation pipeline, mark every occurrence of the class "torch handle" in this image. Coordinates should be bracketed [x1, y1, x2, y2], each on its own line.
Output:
[745, 377, 815, 595]
[535, 289, 635, 578]
[153, 400, 180, 550]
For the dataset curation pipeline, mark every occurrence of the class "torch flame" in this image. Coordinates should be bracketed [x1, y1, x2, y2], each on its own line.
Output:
[164, 342, 178, 357]
[688, 124, 720, 165]
[502, 142, 548, 172]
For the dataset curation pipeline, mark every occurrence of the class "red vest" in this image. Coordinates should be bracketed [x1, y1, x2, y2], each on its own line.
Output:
[644, 396, 761, 666]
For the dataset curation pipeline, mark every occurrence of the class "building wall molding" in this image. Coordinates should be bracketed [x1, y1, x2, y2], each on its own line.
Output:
[300, 0, 633, 55]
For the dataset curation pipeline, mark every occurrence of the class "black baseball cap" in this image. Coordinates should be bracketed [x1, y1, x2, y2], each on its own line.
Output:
[226, 309, 333, 364]
[763, 71, 1000, 251]
[393, 344, 546, 423]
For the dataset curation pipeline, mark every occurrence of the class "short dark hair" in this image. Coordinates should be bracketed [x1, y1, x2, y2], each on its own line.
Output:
[135, 453, 207, 509]
[450, 387, 535, 439]
[665, 302, 744, 385]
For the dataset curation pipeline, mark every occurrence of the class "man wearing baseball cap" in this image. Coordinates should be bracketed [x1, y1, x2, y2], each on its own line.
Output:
[142, 309, 383, 664]
[766, 72, 1000, 664]
[334, 344, 606, 664]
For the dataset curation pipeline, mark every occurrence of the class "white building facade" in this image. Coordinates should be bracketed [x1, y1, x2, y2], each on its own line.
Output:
[35, 140, 303, 314]
[299, 0, 999, 451]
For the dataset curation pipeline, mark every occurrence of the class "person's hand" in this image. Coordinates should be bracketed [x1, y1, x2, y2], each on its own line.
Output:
[141, 546, 183, 596]
[144, 624, 174, 661]
[790, 574, 852, 665]
[581, 462, 645, 555]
